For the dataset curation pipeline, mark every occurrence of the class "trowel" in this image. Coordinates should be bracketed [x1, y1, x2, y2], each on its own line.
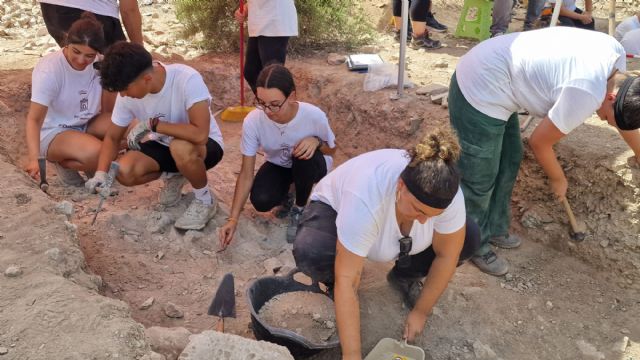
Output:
[38, 157, 48, 193]
[208, 273, 236, 332]
[365, 338, 425, 360]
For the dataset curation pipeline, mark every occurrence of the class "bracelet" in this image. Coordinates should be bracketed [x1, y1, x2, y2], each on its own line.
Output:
[226, 217, 238, 223]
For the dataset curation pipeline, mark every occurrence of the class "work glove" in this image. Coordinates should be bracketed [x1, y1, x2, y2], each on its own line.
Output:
[85, 171, 107, 194]
[127, 117, 156, 151]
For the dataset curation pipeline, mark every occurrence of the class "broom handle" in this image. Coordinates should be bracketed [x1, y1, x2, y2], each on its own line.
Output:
[240, 0, 245, 107]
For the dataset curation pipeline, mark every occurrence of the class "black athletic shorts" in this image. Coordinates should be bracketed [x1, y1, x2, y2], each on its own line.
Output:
[139, 139, 224, 173]
[40, 3, 126, 49]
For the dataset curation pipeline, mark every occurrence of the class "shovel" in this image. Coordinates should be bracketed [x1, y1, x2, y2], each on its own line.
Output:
[208, 273, 236, 332]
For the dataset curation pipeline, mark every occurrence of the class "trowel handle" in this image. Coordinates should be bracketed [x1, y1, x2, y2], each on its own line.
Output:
[561, 198, 579, 232]
[103, 162, 120, 190]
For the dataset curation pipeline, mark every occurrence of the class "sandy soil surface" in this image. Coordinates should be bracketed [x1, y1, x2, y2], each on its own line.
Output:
[0, 1, 639, 360]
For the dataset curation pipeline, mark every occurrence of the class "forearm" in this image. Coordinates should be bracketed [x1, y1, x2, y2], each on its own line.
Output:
[559, 7, 581, 19]
[319, 142, 337, 156]
[618, 129, 640, 160]
[228, 172, 254, 219]
[335, 281, 361, 359]
[531, 141, 565, 182]
[156, 122, 209, 145]
[584, 0, 592, 12]
[413, 256, 457, 315]
[120, 10, 143, 44]
[25, 118, 42, 161]
[96, 136, 119, 172]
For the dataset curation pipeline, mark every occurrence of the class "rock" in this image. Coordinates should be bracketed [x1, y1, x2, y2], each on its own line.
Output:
[0, 347, 7, 355]
[184, 230, 204, 242]
[263, 257, 284, 274]
[415, 83, 448, 96]
[327, 53, 346, 65]
[64, 220, 77, 234]
[599, 240, 609, 248]
[575, 340, 604, 360]
[140, 352, 166, 360]
[504, 273, 513, 281]
[611, 336, 629, 354]
[432, 59, 448, 68]
[178, 330, 294, 360]
[146, 326, 191, 360]
[472, 340, 497, 359]
[4, 265, 22, 278]
[36, 26, 48, 36]
[147, 212, 174, 234]
[45, 247, 63, 262]
[142, 0, 154, 5]
[406, 116, 424, 135]
[521, 206, 553, 229]
[140, 297, 155, 310]
[545, 301, 553, 310]
[164, 302, 184, 318]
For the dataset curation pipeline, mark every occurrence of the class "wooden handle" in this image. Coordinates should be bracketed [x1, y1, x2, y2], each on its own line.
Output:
[562, 198, 579, 232]
[216, 317, 224, 333]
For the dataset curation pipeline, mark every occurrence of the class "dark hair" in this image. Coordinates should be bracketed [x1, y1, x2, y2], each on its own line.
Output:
[255, 63, 296, 97]
[401, 127, 461, 208]
[617, 76, 640, 130]
[65, 12, 105, 53]
[100, 41, 153, 92]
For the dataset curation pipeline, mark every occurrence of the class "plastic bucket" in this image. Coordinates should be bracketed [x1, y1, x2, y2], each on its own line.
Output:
[245, 268, 339, 358]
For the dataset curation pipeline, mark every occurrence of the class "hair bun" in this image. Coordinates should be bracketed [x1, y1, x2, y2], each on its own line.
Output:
[411, 128, 460, 165]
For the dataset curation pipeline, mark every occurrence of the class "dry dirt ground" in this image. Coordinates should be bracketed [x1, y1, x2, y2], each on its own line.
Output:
[1, 1, 639, 359]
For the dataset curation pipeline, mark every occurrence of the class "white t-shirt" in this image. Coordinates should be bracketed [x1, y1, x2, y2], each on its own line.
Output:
[241, 102, 336, 169]
[615, 15, 640, 41]
[310, 149, 466, 263]
[548, 0, 577, 11]
[39, 0, 119, 19]
[456, 27, 626, 134]
[247, 0, 298, 37]
[111, 63, 224, 149]
[621, 28, 640, 55]
[31, 49, 102, 140]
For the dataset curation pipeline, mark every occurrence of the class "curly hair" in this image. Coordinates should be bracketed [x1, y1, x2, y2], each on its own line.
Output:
[100, 41, 152, 92]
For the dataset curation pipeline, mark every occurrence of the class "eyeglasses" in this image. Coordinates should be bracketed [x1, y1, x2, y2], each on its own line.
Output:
[397, 236, 413, 268]
[254, 93, 290, 113]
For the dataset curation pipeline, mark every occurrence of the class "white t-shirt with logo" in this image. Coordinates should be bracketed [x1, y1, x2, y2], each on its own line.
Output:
[111, 63, 224, 149]
[39, 0, 119, 19]
[615, 15, 640, 41]
[310, 149, 466, 263]
[621, 28, 640, 55]
[241, 102, 336, 169]
[31, 49, 102, 140]
[247, 0, 298, 37]
[456, 27, 626, 134]
[548, 0, 578, 11]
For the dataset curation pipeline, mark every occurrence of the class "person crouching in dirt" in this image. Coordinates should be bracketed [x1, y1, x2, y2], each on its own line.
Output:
[25, 13, 114, 187]
[292, 127, 480, 358]
[218, 64, 337, 247]
[449, 27, 640, 277]
[85, 41, 224, 230]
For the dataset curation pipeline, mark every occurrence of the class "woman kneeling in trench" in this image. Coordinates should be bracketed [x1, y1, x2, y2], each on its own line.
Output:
[293, 127, 480, 358]
[218, 64, 337, 246]
[24, 13, 114, 186]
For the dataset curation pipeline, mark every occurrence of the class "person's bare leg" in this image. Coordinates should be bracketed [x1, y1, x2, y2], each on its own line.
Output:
[116, 151, 162, 186]
[47, 131, 103, 173]
[169, 139, 208, 189]
[86, 112, 113, 140]
[411, 21, 427, 37]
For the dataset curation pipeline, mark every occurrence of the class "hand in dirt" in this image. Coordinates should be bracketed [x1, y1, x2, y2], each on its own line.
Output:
[403, 309, 428, 342]
[85, 171, 107, 194]
[549, 176, 568, 201]
[234, 7, 247, 23]
[293, 137, 320, 160]
[218, 220, 238, 251]
[24, 159, 40, 179]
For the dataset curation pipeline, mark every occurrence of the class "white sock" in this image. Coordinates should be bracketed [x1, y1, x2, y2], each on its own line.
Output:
[162, 172, 180, 179]
[193, 186, 212, 205]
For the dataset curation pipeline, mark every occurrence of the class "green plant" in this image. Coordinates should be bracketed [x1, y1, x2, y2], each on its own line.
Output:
[176, 0, 374, 52]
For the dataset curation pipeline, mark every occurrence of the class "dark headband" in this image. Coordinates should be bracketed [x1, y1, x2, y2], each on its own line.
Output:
[400, 168, 454, 209]
[614, 76, 637, 131]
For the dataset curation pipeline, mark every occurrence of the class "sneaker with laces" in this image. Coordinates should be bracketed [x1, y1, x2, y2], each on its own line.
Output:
[53, 162, 85, 187]
[275, 191, 294, 219]
[426, 13, 448, 32]
[286, 205, 304, 244]
[174, 197, 217, 230]
[158, 173, 187, 206]
[387, 270, 423, 309]
[392, 29, 412, 42]
[410, 34, 442, 50]
[489, 234, 522, 249]
[471, 250, 509, 276]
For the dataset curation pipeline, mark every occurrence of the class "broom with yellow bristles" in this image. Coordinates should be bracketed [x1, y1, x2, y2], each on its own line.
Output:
[221, 0, 254, 122]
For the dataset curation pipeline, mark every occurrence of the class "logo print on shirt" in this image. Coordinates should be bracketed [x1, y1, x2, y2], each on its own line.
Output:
[280, 143, 292, 167]
[79, 90, 88, 112]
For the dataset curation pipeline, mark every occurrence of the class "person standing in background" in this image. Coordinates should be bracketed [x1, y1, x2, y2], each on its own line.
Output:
[234, 0, 298, 94]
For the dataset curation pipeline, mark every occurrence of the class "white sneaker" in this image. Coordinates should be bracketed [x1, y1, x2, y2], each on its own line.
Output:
[174, 197, 217, 230]
[158, 173, 187, 206]
[53, 162, 85, 187]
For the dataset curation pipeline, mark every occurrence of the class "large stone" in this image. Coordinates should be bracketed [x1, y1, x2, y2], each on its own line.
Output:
[54, 201, 74, 217]
[4, 265, 22, 278]
[146, 327, 192, 360]
[164, 303, 184, 318]
[178, 331, 294, 360]
[473, 340, 498, 360]
[415, 83, 448, 96]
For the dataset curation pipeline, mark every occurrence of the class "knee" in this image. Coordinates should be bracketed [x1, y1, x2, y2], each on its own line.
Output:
[116, 161, 138, 186]
[249, 190, 276, 212]
[169, 140, 199, 165]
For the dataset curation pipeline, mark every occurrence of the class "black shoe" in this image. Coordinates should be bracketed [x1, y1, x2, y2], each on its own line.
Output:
[275, 191, 294, 219]
[387, 270, 423, 309]
[471, 250, 509, 276]
[410, 34, 442, 50]
[426, 13, 448, 33]
[393, 29, 412, 42]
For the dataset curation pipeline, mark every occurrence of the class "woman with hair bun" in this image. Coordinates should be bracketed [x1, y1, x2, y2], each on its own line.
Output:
[24, 12, 114, 186]
[292, 127, 480, 358]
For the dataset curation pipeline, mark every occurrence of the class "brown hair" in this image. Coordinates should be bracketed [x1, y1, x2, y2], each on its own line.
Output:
[65, 12, 105, 53]
[256, 63, 296, 97]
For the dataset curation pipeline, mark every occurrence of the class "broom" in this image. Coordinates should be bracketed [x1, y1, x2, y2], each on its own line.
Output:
[221, 0, 255, 122]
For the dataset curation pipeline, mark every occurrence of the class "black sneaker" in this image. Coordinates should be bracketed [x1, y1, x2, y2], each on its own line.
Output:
[286, 205, 304, 244]
[393, 29, 412, 43]
[410, 34, 442, 50]
[426, 13, 448, 33]
[471, 250, 509, 276]
[387, 270, 423, 309]
[275, 191, 294, 219]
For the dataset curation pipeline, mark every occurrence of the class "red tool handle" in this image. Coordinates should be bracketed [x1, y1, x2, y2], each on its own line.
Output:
[627, 54, 640, 59]
[240, 0, 245, 107]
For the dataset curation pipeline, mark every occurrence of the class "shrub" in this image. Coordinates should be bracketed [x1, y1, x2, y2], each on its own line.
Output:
[175, 0, 374, 52]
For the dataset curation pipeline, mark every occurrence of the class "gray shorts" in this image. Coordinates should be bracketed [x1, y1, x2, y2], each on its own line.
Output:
[40, 125, 87, 158]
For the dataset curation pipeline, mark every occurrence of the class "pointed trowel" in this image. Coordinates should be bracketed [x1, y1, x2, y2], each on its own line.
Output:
[207, 273, 236, 332]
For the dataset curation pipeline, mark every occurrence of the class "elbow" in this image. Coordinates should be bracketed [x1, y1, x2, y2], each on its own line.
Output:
[195, 134, 209, 146]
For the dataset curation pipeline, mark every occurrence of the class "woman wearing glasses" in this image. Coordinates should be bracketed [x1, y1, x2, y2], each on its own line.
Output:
[292, 127, 480, 358]
[218, 64, 336, 246]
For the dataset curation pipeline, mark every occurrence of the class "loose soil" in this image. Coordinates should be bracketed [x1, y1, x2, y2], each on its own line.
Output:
[0, 1, 639, 360]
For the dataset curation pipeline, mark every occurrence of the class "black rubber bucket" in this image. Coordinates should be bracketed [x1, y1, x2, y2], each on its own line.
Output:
[246, 268, 339, 358]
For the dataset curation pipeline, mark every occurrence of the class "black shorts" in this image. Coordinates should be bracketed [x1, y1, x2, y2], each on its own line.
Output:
[139, 139, 224, 173]
[40, 3, 126, 49]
